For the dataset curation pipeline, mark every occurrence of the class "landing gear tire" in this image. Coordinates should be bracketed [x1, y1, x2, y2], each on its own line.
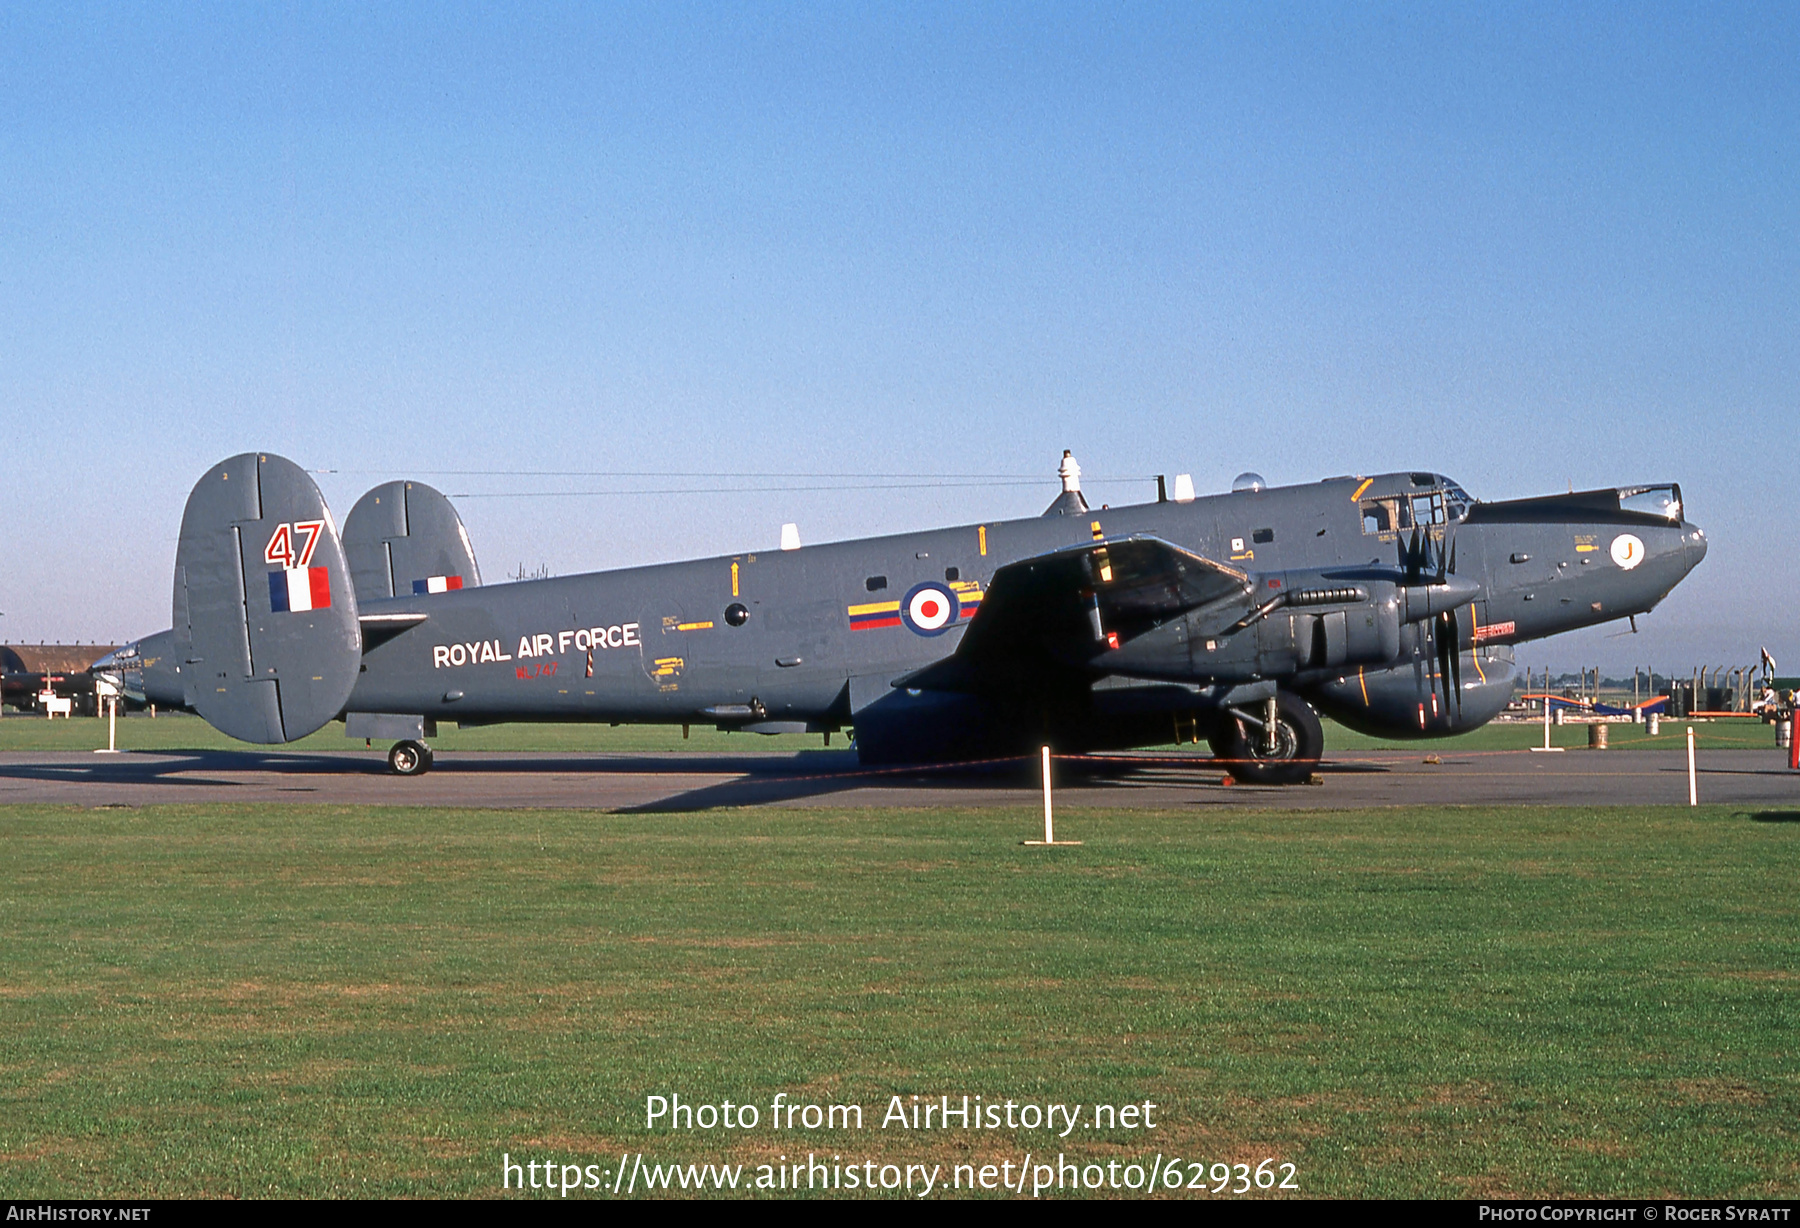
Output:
[387, 740, 434, 777]
[1209, 692, 1323, 785]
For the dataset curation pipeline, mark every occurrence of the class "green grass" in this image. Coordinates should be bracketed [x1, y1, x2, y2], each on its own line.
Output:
[0, 709, 1782, 755]
[1, 803, 1795, 1198]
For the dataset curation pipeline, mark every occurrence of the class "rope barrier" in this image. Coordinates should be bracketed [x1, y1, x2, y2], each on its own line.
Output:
[646, 730, 1785, 792]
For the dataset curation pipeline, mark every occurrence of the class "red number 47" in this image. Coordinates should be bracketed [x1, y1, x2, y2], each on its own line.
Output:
[264, 521, 325, 568]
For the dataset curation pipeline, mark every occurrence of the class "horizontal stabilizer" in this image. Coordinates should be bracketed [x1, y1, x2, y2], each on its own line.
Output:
[173, 453, 362, 743]
[358, 610, 429, 652]
[343, 480, 481, 603]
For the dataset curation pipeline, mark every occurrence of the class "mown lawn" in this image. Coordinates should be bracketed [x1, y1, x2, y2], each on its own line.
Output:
[0, 803, 1794, 1198]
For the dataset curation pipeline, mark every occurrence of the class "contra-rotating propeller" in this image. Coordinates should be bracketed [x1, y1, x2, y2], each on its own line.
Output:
[1397, 523, 1467, 720]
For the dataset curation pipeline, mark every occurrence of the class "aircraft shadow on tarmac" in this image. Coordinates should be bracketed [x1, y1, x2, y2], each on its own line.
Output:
[574, 751, 1390, 812]
[0, 746, 1394, 809]
[0, 749, 388, 789]
[601, 754, 1249, 812]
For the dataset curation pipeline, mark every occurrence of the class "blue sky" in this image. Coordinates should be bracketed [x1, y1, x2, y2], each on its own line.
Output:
[3, 4, 1794, 675]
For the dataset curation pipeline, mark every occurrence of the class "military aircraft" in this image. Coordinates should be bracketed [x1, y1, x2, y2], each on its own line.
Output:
[94, 451, 1705, 782]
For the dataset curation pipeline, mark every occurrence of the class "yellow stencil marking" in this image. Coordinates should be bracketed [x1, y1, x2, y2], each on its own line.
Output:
[1351, 477, 1374, 501]
[731, 562, 739, 597]
[978, 525, 988, 556]
[1093, 547, 1113, 583]
[652, 656, 684, 691]
[676, 621, 714, 631]
[1468, 606, 1487, 684]
[1090, 520, 1103, 540]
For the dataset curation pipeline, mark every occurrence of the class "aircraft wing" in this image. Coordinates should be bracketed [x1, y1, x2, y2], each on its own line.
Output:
[897, 536, 1252, 693]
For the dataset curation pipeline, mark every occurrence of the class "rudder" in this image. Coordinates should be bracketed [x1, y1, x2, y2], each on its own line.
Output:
[173, 453, 362, 743]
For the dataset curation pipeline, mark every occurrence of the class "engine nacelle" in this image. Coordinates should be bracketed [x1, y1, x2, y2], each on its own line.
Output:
[1307, 644, 1517, 738]
[1105, 581, 1403, 682]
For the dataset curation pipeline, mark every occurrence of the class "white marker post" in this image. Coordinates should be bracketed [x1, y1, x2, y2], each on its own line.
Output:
[94, 684, 122, 755]
[1531, 694, 1564, 752]
[1687, 725, 1697, 806]
[1024, 745, 1080, 846]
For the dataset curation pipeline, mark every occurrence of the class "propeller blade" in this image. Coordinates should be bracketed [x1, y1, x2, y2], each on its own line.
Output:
[1435, 609, 1455, 713]
[1412, 634, 1429, 727]
[1447, 610, 1463, 712]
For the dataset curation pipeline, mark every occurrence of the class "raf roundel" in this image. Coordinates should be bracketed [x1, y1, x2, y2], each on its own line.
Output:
[900, 582, 961, 636]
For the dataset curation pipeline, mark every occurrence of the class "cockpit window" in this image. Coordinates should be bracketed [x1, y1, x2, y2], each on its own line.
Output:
[1619, 484, 1682, 522]
[1365, 487, 1464, 534]
[1410, 493, 1445, 526]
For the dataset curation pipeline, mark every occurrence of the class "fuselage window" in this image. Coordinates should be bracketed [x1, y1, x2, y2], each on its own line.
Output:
[866, 576, 888, 592]
[1360, 498, 1410, 535]
[1252, 528, 1274, 544]
[944, 567, 959, 582]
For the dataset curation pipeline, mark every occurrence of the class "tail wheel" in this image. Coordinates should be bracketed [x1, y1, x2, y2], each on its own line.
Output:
[387, 740, 434, 777]
[1209, 692, 1323, 785]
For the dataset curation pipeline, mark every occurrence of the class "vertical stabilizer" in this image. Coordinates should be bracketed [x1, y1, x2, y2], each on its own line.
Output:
[343, 480, 482, 602]
[172, 453, 361, 743]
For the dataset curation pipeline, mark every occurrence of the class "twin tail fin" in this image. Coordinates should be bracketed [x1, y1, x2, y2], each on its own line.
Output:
[172, 453, 362, 744]
[342, 480, 481, 603]
[171, 457, 485, 744]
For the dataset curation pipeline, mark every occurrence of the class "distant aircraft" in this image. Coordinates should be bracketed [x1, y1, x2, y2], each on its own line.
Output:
[96, 453, 1705, 782]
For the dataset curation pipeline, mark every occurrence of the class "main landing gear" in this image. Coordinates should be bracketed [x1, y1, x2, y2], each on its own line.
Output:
[1209, 692, 1323, 786]
[387, 739, 434, 776]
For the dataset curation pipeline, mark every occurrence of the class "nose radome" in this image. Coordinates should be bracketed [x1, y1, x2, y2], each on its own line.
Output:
[1685, 526, 1708, 572]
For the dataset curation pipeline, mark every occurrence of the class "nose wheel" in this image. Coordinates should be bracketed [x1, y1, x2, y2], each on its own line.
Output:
[387, 740, 434, 776]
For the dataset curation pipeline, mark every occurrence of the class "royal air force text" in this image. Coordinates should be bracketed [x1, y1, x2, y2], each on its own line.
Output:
[433, 624, 641, 669]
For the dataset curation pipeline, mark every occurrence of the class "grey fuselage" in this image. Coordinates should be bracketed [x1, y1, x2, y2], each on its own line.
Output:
[324, 472, 1704, 736]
